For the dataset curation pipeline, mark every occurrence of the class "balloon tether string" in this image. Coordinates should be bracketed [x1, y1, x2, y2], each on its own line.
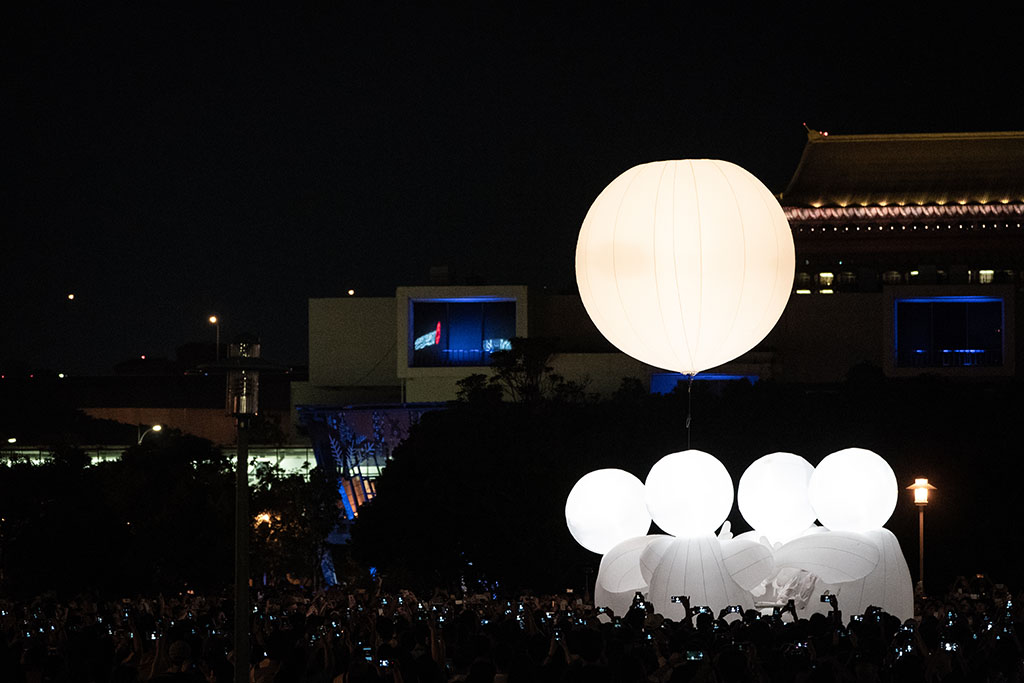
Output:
[685, 374, 695, 449]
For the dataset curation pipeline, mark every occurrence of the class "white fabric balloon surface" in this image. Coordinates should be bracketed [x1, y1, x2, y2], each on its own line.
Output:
[808, 448, 898, 532]
[646, 535, 753, 620]
[645, 450, 733, 537]
[597, 535, 671, 593]
[831, 528, 914, 622]
[639, 535, 675, 585]
[575, 159, 795, 375]
[738, 452, 816, 545]
[593, 584, 642, 619]
[773, 530, 880, 584]
[719, 538, 775, 591]
[565, 469, 651, 554]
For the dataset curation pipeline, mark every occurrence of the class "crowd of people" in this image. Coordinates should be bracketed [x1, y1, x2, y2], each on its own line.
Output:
[1, 574, 1020, 682]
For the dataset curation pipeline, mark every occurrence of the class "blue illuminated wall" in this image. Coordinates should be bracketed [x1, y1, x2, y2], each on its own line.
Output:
[649, 372, 758, 394]
[410, 299, 516, 367]
[894, 296, 1004, 368]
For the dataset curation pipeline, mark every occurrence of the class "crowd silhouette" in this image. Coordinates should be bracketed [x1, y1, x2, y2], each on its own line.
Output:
[2, 574, 1020, 682]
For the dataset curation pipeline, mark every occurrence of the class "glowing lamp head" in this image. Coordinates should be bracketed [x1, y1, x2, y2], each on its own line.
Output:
[738, 452, 816, 544]
[565, 469, 651, 554]
[152, 424, 162, 433]
[907, 478, 936, 506]
[808, 448, 898, 532]
[575, 159, 795, 375]
[645, 450, 733, 537]
[209, 316, 218, 324]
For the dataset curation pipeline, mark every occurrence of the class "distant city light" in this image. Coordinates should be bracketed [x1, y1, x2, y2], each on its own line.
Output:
[6, 438, 15, 444]
[209, 315, 218, 324]
[140, 355, 146, 360]
[67, 293, 75, 300]
[348, 289, 355, 296]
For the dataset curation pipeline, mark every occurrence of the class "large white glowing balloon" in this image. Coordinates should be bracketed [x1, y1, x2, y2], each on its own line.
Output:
[565, 469, 651, 554]
[575, 159, 795, 375]
[645, 450, 733, 537]
[808, 449, 898, 532]
[646, 535, 753, 619]
[738, 452, 816, 545]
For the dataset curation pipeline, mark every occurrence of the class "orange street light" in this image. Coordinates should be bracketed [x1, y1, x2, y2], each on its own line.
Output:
[906, 478, 937, 593]
[209, 315, 221, 360]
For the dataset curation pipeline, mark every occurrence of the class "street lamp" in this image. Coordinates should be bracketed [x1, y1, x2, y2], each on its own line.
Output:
[197, 335, 280, 683]
[137, 424, 162, 445]
[209, 316, 221, 360]
[906, 478, 936, 593]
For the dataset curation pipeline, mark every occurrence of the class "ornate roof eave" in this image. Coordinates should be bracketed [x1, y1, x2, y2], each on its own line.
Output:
[785, 203, 1024, 223]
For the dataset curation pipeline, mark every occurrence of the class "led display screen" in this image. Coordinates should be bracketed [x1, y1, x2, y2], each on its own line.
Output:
[410, 299, 516, 367]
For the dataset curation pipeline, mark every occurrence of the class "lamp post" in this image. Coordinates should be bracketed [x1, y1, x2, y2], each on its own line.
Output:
[196, 337, 280, 683]
[137, 424, 162, 445]
[209, 316, 221, 360]
[906, 478, 936, 593]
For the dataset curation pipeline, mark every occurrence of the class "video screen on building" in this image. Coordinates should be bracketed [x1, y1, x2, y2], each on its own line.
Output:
[894, 296, 1003, 368]
[409, 298, 516, 367]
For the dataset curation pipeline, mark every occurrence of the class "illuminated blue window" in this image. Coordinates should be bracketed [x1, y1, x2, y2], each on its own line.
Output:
[410, 299, 516, 367]
[894, 296, 1003, 368]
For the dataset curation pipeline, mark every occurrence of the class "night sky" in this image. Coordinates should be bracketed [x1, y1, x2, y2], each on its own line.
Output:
[5, 5, 1022, 375]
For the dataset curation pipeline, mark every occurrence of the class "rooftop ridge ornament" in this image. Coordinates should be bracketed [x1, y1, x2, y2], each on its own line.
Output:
[575, 159, 795, 375]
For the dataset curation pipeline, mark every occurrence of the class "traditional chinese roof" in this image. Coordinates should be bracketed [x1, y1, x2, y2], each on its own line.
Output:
[781, 129, 1024, 209]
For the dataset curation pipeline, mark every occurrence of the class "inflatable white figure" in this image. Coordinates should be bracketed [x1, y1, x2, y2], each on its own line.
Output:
[569, 448, 914, 621]
[641, 450, 754, 616]
[803, 449, 912, 619]
[565, 469, 651, 554]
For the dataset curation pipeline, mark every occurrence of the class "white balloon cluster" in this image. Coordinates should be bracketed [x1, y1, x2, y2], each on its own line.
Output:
[565, 448, 913, 621]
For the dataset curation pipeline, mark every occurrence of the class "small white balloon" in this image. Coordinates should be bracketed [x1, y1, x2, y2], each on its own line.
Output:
[565, 469, 651, 554]
[645, 450, 733, 537]
[738, 452, 816, 545]
[808, 448, 898, 532]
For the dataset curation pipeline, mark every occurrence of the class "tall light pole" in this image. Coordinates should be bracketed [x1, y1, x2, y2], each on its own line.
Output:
[137, 424, 162, 445]
[197, 337, 279, 683]
[209, 316, 221, 360]
[906, 478, 936, 594]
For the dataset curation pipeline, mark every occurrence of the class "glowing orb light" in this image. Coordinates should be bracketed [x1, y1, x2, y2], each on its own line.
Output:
[808, 448, 898, 532]
[645, 450, 733, 537]
[737, 452, 816, 544]
[575, 159, 795, 375]
[565, 469, 651, 554]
